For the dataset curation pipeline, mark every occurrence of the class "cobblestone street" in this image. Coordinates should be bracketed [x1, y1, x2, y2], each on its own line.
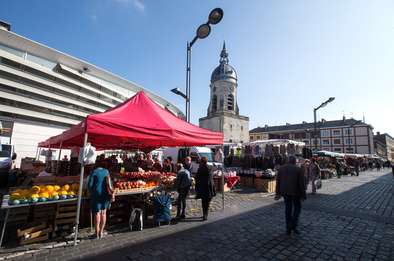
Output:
[3, 169, 394, 261]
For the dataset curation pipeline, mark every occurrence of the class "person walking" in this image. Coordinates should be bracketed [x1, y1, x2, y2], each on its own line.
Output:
[301, 159, 310, 187]
[391, 162, 394, 178]
[275, 156, 306, 235]
[308, 158, 321, 194]
[355, 159, 360, 176]
[195, 157, 216, 221]
[175, 163, 192, 219]
[88, 162, 114, 239]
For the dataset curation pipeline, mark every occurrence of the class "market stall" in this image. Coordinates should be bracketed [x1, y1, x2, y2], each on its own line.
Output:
[0, 176, 81, 246]
[37, 91, 223, 245]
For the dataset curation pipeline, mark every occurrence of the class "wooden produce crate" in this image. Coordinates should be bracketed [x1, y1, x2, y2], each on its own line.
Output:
[213, 177, 231, 193]
[254, 178, 276, 193]
[7, 207, 30, 225]
[17, 222, 52, 245]
[32, 204, 57, 223]
[107, 200, 129, 226]
[239, 175, 254, 188]
[54, 202, 77, 236]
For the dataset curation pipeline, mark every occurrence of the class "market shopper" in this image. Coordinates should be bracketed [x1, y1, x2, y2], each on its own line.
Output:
[308, 158, 321, 194]
[355, 159, 360, 176]
[163, 158, 174, 173]
[183, 156, 192, 173]
[391, 162, 394, 178]
[195, 156, 216, 221]
[145, 153, 154, 170]
[88, 162, 115, 239]
[275, 156, 306, 235]
[152, 158, 163, 172]
[301, 159, 310, 187]
[175, 163, 192, 219]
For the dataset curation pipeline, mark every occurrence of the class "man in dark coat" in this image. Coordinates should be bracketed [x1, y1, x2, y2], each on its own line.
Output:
[275, 156, 306, 235]
[195, 157, 216, 221]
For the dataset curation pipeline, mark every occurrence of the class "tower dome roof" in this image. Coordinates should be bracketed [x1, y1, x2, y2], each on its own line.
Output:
[210, 42, 237, 83]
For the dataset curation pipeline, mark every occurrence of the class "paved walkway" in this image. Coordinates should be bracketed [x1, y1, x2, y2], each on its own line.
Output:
[2, 169, 394, 260]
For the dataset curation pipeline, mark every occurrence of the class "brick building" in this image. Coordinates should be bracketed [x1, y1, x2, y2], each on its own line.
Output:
[250, 118, 374, 154]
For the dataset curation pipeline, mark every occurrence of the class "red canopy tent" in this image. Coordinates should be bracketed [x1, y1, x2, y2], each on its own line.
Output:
[39, 91, 223, 149]
[38, 91, 223, 245]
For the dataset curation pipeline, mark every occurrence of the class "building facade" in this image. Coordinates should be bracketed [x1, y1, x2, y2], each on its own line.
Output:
[0, 22, 182, 165]
[250, 118, 374, 154]
[199, 43, 249, 143]
[374, 133, 394, 161]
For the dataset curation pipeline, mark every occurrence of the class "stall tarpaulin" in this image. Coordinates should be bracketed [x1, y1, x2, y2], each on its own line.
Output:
[38, 91, 223, 149]
[37, 91, 223, 246]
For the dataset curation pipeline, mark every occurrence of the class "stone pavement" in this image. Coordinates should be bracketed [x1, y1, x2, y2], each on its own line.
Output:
[2, 169, 394, 260]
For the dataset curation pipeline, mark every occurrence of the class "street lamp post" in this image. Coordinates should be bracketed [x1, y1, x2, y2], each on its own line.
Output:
[313, 97, 335, 151]
[174, 8, 223, 122]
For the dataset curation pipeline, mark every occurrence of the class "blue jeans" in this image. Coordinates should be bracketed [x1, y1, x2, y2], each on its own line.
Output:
[283, 195, 301, 231]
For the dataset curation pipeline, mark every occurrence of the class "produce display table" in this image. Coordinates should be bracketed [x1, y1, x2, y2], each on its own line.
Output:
[115, 186, 158, 196]
[110, 186, 159, 229]
[0, 195, 78, 247]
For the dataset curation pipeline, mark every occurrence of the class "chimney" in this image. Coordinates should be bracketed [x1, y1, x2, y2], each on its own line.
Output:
[302, 121, 307, 124]
[342, 115, 346, 121]
[286, 123, 291, 126]
[264, 124, 268, 129]
[377, 131, 380, 136]
[0, 21, 11, 31]
[321, 118, 326, 123]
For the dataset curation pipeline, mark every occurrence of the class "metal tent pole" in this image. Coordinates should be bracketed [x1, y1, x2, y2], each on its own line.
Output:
[35, 147, 39, 161]
[56, 141, 63, 175]
[74, 132, 88, 246]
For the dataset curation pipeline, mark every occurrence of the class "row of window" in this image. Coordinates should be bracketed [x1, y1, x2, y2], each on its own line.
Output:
[0, 57, 121, 107]
[0, 83, 98, 116]
[0, 43, 128, 102]
[303, 138, 353, 145]
[211, 94, 234, 112]
[321, 128, 353, 137]
[0, 60, 112, 111]
[0, 68, 109, 112]
[229, 124, 244, 131]
[0, 97, 84, 123]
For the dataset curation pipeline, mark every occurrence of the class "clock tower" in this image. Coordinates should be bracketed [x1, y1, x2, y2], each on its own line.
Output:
[199, 42, 249, 143]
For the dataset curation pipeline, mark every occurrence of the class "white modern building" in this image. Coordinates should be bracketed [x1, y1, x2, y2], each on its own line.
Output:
[0, 21, 182, 165]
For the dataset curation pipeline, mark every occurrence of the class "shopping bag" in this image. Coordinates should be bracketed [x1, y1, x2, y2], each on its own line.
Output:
[315, 179, 322, 190]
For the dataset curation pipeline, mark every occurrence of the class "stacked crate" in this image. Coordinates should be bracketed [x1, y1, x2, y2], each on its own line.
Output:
[54, 202, 77, 237]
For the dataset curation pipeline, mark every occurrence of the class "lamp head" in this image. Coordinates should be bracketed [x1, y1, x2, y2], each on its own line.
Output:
[208, 8, 224, 25]
[196, 23, 211, 39]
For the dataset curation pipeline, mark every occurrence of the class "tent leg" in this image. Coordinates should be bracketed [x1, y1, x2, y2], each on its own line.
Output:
[222, 150, 225, 211]
[74, 132, 88, 246]
[35, 147, 39, 161]
[56, 142, 63, 176]
[37, 148, 41, 161]
[221, 168, 225, 211]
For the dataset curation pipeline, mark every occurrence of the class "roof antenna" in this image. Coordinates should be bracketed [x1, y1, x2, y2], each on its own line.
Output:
[363, 113, 365, 123]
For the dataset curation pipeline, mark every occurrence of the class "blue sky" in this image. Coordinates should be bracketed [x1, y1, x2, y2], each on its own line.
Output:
[1, 0, 394, 135]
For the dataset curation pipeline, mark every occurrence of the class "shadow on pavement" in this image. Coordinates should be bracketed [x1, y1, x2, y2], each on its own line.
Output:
[73, 171, 393, 261]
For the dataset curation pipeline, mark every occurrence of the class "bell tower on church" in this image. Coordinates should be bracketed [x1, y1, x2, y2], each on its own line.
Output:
[199, 42, 249, 143]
